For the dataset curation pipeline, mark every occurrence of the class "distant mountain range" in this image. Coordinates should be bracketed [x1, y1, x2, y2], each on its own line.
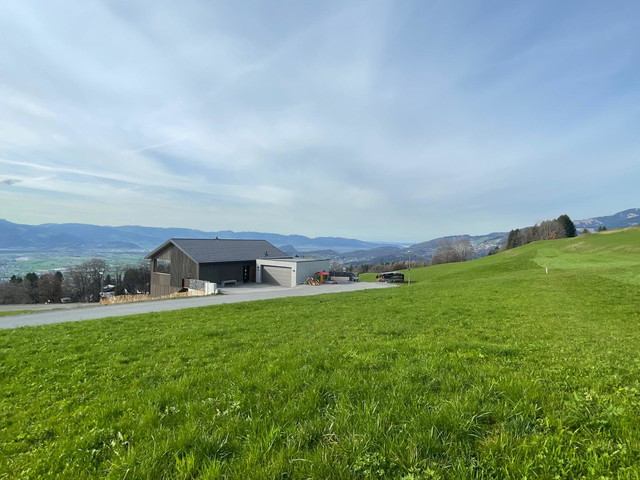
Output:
[0, 219, 398, 254]
[301, 232, 509, 265]
[574, 208, 640, 231]
[0, 208, 637, 271]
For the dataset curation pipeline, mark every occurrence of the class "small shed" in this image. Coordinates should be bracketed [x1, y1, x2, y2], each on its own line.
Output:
[315, 271, 330, 284]
[256, 258, 331, 287]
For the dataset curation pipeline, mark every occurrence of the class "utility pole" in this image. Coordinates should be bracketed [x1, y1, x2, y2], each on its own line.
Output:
[408, 250, 411, 286]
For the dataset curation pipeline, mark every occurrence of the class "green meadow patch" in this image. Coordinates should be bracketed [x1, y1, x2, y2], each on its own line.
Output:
[1, 228, 640, 478]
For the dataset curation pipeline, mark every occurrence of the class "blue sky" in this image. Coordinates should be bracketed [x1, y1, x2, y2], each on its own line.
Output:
[1, 0, 638, 242]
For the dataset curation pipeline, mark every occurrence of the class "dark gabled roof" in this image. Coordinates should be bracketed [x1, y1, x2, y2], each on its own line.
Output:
[146, 238, 287, 264]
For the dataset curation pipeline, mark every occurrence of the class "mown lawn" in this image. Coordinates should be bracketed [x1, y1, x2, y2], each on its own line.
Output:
[1, 229, 640, 478]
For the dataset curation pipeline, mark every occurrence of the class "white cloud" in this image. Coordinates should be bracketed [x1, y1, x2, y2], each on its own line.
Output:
[0, 0, 639, 241]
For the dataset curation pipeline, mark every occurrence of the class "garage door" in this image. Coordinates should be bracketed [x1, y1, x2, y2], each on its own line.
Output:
[262, 265, 292, 287]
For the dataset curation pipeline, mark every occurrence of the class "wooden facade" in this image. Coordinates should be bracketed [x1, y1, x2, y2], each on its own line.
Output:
[149, 243, 199, 296]
[147, 238, 282, 297]
[150, 272, 178, 297]
[168, 245, 198, 288]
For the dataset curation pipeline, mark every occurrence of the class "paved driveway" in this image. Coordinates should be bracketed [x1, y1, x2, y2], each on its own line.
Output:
[0, 282, 396, 330]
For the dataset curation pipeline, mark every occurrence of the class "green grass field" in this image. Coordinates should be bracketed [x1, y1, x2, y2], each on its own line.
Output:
[1, 229, 640, 479]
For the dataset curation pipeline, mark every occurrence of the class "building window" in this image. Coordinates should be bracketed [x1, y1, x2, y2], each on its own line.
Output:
[156, 259, 170, 273]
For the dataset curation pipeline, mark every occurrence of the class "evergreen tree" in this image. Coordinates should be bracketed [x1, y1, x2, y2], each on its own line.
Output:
[506, 229, 522, 249]
[24, 272, 39, 303]
[557, 214, 577, 238]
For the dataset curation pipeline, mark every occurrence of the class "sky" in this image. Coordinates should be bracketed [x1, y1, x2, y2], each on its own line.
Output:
[1, 0, 639, 242]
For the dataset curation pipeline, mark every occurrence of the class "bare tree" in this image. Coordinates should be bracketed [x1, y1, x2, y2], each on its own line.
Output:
[39, 272, 63, 303]
[0, 281, 27, 304]
[538, 219, 564, 240]
[122, 263, 150, 294]
[111, 264, 126, 294]
[68, 259, 106, 302]
[453, 238, 474, 262]
[431, 238, 474, 265]
[431, 239, 454, 265]
[329, 261, 343, 272]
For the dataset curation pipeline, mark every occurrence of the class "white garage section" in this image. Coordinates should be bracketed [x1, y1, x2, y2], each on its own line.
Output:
[256, 258, 331, 287]
[262, 265, 291, 286]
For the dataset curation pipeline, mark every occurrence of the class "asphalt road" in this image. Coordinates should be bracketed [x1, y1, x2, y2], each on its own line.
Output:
[0, 282, 396, 330]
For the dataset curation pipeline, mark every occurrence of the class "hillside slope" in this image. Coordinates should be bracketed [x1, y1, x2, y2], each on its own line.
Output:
[1, 228, 640, 478]
[404, 226, 640, 285]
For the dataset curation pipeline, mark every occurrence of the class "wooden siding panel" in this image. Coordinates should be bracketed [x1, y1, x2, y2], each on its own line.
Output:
[151, 272, 179, 297]
[156, 247, 171, 261]
[170, 247, 198, 288]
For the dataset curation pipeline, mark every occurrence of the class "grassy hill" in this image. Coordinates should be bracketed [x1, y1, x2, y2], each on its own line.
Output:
[1, 228, 639, 478]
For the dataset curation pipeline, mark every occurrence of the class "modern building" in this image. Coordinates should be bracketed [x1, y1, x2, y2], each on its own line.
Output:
[146, 238, 287, 297]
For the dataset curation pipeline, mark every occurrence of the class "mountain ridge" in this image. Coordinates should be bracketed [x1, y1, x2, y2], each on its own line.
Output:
[574, 208, 640, 231]
[0, 208, 637, 272]
[0, 219, 399, 253]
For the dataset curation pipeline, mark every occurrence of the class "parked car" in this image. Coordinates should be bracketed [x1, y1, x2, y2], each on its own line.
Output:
[376, 272, 405, 283]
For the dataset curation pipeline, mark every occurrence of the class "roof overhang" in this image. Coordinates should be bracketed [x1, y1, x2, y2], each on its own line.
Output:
[145, 239, 198, 263]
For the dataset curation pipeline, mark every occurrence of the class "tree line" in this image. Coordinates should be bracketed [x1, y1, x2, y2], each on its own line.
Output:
[356, 259, 430, 274]
[504, 214, 576, 250]
[350, 214, 580, 273]
[430, 237, 475, 265]
[0, 259, 150, 305]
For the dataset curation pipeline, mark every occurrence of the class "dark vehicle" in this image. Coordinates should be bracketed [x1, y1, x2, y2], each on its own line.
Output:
[376, 272, 405, 283]
[329, 271, 359, 282]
